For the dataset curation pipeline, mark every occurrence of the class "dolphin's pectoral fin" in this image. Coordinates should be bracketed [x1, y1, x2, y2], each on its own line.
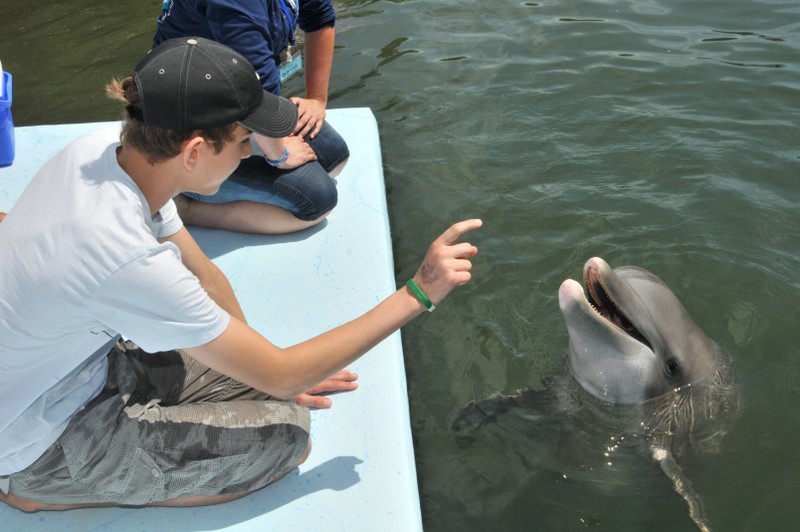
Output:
[651, 446, 713, 532]
[450, 396, 507, 449]
[451, 394, 510, 437]
[450, 386, 560, 449]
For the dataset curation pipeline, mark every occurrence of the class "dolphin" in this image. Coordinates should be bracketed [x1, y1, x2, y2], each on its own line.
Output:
[452, 257, 738, 531]
[558, 257, 719, 404]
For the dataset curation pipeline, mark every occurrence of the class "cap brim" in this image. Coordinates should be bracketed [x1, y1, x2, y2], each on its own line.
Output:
[238, 91, 298, 138]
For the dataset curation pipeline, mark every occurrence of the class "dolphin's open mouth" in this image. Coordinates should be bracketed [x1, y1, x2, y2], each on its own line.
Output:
[585, 267, 653, 350]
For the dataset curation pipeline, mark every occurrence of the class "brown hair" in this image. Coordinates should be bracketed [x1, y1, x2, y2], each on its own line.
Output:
[105, 76, 238, 164]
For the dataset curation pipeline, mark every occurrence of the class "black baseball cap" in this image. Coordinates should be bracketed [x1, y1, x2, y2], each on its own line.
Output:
[132, 37, 297, 137]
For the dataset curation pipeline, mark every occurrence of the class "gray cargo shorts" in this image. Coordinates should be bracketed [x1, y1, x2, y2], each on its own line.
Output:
[8, 341, 310, 505]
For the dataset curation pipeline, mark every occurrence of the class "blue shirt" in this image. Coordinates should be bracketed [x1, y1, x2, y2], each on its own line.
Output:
[155, 0, 336, 95]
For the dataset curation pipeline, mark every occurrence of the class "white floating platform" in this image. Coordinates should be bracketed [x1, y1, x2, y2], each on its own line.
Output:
[0, 108, 422, 531]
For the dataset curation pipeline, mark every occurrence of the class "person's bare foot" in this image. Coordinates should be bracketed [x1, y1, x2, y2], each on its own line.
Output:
[0, 489, 116, 512]
[0, 212, 6, 222]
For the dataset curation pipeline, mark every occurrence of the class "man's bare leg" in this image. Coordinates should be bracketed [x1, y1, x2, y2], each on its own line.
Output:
[175, 196, 327, 235]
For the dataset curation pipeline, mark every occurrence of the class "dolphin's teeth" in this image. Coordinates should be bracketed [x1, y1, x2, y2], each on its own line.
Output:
[584, 265, 652, 349]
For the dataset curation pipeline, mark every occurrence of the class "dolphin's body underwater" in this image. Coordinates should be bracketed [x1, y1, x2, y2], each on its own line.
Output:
[453, 258, 738, 531]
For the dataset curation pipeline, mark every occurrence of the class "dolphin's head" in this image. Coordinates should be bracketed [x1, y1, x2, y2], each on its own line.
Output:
[558, 257, 719, 404]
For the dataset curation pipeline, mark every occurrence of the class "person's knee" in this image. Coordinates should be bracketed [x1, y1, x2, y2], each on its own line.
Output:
[291, 176, 338, 221]
[306, 122, 349, 174]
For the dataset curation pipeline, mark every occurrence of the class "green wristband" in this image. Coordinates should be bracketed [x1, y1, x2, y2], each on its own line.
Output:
[406, 279, 436, 312]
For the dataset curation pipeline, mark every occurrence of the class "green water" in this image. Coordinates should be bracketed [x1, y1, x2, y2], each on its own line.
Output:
[1, 0, 798, 529]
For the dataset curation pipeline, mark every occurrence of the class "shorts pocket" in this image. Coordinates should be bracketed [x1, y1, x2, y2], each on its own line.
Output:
[102, 445, 162, 505]
[146, 448, 250, 498]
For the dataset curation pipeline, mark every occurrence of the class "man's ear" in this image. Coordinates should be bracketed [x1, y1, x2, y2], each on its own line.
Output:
[181, 136, 207, 171]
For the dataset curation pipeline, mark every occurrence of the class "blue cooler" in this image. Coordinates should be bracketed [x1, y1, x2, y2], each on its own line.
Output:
[0, 69, 14, 168]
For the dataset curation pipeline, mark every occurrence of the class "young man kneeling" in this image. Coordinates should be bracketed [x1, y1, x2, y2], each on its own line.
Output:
[0, 38, 481, 510]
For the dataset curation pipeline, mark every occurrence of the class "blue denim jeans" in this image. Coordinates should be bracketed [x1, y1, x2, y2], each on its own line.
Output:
[184, 121, 349, 221]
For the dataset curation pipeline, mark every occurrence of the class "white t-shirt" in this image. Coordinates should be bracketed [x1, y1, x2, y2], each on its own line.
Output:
[0, 128, 230, 475]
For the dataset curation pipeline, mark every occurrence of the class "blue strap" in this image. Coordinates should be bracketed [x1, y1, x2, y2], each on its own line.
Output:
[266, 146, 290, 167]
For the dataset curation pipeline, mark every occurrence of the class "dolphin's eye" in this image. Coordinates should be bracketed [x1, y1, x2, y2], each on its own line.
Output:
[666, 358, 682, 377]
